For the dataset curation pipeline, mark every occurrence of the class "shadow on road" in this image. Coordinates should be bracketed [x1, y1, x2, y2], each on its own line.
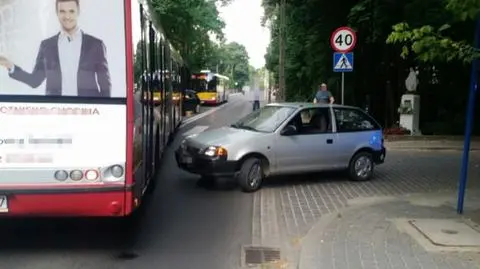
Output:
[0, 216, 133, 251]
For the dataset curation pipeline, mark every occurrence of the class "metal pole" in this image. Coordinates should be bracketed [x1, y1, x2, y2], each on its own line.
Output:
[278, 0, 286, 101]
[457, 17, 480, 214]
[341, 72, 345, 105]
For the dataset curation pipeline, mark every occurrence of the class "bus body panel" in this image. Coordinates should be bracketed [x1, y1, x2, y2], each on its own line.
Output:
[0, 190, 127, 217]
[0, 0, 187, 217]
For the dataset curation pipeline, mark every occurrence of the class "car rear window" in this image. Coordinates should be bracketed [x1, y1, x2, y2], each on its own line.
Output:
[333, 108, 381, 132]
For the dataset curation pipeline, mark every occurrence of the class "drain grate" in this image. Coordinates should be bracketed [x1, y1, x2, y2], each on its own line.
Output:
[243, 246, 281, 265]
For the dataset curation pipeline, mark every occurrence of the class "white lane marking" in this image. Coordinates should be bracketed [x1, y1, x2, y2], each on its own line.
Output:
[181, 125, 209, 138]
[180, 97, 242, 127]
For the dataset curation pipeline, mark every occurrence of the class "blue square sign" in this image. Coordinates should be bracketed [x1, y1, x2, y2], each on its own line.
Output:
[333, 52, 354, 72]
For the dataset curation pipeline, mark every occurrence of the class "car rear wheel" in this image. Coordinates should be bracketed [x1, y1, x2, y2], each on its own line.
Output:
[348, 151, 374, 181]
[238, 158, 264, 192]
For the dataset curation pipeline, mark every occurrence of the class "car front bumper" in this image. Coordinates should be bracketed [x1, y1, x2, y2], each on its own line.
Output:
[175, 146, 238, 177]
[373, 146, 386, 164]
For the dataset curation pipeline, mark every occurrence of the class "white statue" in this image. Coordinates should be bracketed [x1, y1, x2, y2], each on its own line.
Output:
[405, 67, 419, 92]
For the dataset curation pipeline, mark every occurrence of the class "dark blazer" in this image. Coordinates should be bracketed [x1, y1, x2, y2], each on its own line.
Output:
[9, 32, 111, 97]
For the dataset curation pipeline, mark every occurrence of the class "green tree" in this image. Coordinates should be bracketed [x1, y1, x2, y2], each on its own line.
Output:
[206, 42, 251, 88]
[386, 0, 480, 63]
[262, 0, 480, 134]
[149, 0, 226, 70]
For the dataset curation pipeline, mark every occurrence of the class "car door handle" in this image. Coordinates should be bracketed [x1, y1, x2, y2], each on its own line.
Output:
[326, 139, 333, 144]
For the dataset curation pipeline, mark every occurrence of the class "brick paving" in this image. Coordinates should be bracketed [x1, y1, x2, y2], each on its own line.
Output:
[274, 151, 480, 237]
[255, 151, 480, 269]
[298, 196, 480, 269]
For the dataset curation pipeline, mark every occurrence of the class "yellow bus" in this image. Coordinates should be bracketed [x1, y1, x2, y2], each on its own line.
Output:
[191, 70, 230, 105]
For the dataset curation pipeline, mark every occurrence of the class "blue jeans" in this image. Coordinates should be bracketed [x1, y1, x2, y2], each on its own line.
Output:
[253, 100, 260, 111]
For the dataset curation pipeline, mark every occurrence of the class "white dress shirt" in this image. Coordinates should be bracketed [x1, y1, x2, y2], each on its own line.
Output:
[58, 28, 82, 96]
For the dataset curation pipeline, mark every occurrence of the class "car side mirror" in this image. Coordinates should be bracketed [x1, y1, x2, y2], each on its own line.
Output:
[281, 125, 297, 136]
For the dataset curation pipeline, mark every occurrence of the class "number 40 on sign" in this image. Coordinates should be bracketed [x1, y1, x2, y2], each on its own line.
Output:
[330, 26, 357, 52]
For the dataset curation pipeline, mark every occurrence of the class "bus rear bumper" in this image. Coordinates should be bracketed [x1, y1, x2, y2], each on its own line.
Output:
[0, 187, 130, 217]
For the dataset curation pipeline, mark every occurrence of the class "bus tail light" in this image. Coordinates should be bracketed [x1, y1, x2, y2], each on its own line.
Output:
[85, 169, 99, 180]
[111, 165, 124, 178]
[70, 170, 83, 181]
[102, 164, 125, 183]
[54, 170, 68, 181]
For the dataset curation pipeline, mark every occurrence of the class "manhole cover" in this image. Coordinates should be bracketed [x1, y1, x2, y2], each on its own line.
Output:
[442, 229, 459, 235]
[243, 246, 281, 265]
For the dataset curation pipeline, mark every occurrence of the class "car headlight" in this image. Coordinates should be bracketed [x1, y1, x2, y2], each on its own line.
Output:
[203, 146, 227, 157]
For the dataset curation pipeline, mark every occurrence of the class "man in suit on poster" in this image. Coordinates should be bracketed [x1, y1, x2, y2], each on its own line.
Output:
[0, 0, 111, 97]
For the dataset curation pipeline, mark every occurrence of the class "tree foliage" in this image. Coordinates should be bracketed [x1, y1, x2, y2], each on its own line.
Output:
[386, 0, 480, 63]
[150, 0, 225, 71]
[263, 0, 480, 134]
[205, 42, 250, 88]
[136, 0, 251, 85]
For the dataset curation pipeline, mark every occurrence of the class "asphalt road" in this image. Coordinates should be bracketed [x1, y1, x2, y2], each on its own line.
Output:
[0, 94, 255, 269]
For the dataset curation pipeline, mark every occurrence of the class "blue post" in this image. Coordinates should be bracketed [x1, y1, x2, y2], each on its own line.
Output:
[457, 18, 480, 214]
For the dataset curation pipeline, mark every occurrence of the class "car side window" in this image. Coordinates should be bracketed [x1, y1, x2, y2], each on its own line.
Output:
[286, 107, 332, 134]
[333, 108, 380, 132]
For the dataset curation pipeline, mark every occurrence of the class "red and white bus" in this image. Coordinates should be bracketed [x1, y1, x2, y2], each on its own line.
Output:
[0, 0, 188, 216]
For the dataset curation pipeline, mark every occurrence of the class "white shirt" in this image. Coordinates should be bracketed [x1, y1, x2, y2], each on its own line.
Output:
[58, 28, 82, 96]
[253, 88, 260, 101]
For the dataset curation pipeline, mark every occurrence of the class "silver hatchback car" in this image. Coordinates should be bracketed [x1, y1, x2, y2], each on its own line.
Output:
[175, 103, 386, 192]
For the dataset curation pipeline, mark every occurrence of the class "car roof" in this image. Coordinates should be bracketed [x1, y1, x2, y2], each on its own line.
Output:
[265, 102, 360, 110]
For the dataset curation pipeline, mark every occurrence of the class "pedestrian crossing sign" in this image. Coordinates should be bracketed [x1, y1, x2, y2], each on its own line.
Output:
[333, 52, 354, 72]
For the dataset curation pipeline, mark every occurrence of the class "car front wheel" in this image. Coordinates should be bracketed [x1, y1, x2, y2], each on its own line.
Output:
[237, 158, 264, 192]
[348, 151, 374, 181]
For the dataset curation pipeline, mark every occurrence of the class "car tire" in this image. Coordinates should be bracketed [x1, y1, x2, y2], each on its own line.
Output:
[348, 151, 374, 181]
[237, 158, 264, 192]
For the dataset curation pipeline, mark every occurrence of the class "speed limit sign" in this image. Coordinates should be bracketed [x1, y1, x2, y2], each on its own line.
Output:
[330, 27, 357, 52]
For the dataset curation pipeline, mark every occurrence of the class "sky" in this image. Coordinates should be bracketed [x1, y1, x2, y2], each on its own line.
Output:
[131, 0, 270, 69]
[217, 0, 270, 69]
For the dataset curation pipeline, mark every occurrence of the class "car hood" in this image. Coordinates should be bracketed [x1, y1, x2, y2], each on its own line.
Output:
[186, 126, 265, 147]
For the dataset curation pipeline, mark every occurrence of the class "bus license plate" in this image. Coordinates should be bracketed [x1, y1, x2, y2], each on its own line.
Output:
[0, 196, 8, 213]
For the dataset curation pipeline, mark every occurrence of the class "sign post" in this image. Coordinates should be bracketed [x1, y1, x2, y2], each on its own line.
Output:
[457, 18, 480, 214]
[330, 27, 357, 104]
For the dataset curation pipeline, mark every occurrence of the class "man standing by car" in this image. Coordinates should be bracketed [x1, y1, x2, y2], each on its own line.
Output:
[253, 87, 261, 111]
[313, 83, 334, 104]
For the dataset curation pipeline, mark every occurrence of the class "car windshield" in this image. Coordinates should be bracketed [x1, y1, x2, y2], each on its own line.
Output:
[231, 105, 296, 133]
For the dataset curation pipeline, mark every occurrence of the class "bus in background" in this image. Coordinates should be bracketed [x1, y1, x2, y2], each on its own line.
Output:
[0, 0, 188, 217]
[191, 70, 230, 105]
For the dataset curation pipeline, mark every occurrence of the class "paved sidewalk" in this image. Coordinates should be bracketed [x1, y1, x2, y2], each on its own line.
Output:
[298, 192, 480, 269]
